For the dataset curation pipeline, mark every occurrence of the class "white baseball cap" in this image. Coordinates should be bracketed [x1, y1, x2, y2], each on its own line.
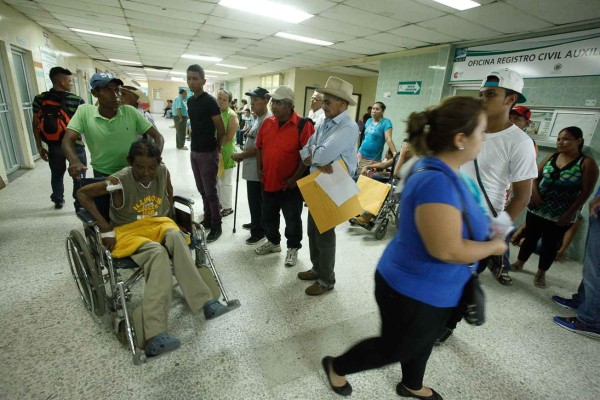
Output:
[481, 68, 526, 103]
[270, 86, 294, 102]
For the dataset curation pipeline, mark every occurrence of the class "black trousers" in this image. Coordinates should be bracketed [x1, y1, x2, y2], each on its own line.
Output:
[518, 211, 572, 271]
[246, 180, 264, 238]
[332, 271, 452, 390]
[262, 188, 303, 249]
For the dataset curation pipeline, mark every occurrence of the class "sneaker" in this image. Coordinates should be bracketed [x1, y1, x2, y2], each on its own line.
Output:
[285, 248, 299, 267]
[552, 296, 579, 311]
[53, 199, 65, 209]
[305, 282, 333, 296]
[246, 235, 265, 245]
[177, 146, 189, 150]
[433, 328, 453, 346]
[256, 241, 281, 255]
[206, 226, 222, 243]
[298, 270, 318, 280]
[220, 208, 233, 217]
[553, 316, 600, 339]
[242, 223, 252, 230]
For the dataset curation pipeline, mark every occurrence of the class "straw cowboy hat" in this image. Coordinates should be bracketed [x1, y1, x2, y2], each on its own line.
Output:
[121, 85, 149, 104]
[316, 76, 356, 106]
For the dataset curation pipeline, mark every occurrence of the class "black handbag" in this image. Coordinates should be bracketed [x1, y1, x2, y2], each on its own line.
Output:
[412, 166, 486, 326]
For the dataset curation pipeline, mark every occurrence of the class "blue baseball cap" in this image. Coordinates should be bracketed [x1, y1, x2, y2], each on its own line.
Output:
[90, 72, 124, 89]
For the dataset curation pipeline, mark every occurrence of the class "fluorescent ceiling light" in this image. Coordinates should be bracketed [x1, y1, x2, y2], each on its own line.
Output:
[432, 0, 480, 11]
[216, 63, 247, 70]
[205, 75, 218, 78]
[109, 58, 141, 65]
[170, 71, 187, 76]
[182, 54, 222, 62]
[219, 0, 313, 24]
[171, 77, 185, 82]
[144, 68, 169, 73]
[70, 28, 133, 40]
[204, 70, 229, 75]
[275, 32, 333, 46]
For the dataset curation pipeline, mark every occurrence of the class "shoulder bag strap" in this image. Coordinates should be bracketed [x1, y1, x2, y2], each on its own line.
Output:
[411, 166, 474, 239]
[473, 159, 498, 218]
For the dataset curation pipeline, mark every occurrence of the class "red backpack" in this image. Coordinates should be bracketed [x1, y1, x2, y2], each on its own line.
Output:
[37, 91, 70, 142]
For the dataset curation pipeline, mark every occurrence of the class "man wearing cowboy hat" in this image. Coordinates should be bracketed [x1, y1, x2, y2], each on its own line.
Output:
[120, 85, 156, 127]
[298, 76, 359, 296]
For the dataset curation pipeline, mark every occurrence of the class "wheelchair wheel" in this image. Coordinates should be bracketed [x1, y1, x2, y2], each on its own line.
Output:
[66, 230, 106, 316]
[374, 219, 388, 240]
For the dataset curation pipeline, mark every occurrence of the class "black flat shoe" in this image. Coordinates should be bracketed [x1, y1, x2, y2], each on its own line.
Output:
[321, 356, 352, 396]
[396, 383, 443, 400]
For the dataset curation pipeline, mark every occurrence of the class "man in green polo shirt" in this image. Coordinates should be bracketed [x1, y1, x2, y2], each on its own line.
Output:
[62, 72, 164, 178]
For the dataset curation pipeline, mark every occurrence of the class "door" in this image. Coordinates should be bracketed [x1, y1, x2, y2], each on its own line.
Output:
[0, 56, 21, 174]
[11, 50, 38, 158]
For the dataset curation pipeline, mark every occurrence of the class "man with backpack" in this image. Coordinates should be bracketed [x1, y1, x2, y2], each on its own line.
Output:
[32, 67, 86, 209]
[254, 86, 314, 267]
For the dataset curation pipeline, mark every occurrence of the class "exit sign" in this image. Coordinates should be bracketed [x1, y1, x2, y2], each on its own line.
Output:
[398, 81, 422, 95]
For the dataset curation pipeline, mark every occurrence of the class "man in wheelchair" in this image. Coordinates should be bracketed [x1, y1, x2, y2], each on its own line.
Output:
[76, 140, 233, 357]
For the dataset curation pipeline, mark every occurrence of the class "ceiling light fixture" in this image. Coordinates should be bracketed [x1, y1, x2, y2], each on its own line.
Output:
[205, 75, 218, 78]
[109, 58, 141, 65]
[182, 54, 223, 62]
[215, 63, 247, 69]
[144, 68, 170, 72]
[70, 28, 133, 40]
[218, 0, 313, 24]
[204, 70, 229, 75]
[170, 71, 187, 76]
[432, 0, 480, 11]
[171, 77, 186, 82]
[274, 32, 333, 46]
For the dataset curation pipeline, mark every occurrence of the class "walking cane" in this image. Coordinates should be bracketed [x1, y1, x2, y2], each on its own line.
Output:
[232, 161, 241, 233]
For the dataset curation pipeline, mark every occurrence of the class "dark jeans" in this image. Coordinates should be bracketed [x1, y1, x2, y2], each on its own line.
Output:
[332, 271, 452, 390]
[47, 142, 86, 202]
[247, 180, 264, 238]
[190, 150, 221, 227]
[174, 116, 188, 149]
[308, 212, 336, 287]
[573, 216, 600, 329]
[518, 211, 572, 271]
[236, 129, 244, 147]
[262, 187, 303, 249]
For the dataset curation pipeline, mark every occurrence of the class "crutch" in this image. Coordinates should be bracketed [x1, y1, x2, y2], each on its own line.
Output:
[232, 161, 241, 233]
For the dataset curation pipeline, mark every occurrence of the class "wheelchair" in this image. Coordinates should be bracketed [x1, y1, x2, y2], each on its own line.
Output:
[350, 156, 401, 240]
[66, 185, 240, 365]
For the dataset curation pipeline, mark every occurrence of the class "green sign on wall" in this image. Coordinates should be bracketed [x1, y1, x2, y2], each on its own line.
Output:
[397, 81, 422, 95]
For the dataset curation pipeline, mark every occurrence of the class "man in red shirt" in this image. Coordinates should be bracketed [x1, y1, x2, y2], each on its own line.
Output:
[255, 86, 314, 267]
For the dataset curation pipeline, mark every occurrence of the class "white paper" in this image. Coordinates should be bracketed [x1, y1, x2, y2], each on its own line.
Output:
[315, 162, 359, 206]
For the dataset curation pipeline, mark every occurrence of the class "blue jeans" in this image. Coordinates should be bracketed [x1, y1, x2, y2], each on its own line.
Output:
[572, 216, 600, 329]
[48, 142, 87, 202]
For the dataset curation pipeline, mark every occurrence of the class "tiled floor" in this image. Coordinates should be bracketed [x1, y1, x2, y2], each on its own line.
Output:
[1, 116, 598, 400]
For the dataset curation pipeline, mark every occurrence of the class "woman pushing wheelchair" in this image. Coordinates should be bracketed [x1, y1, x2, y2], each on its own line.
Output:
[77, 140, 233, 357]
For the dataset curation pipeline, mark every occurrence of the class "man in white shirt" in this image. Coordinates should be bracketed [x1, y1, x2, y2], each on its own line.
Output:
[462, 68, 538, 286]
[308, 91, 326, 132]
[436, 68, 538, 347]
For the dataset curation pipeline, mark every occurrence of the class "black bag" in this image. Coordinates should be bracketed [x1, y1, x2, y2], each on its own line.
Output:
[297, 117, 314, 177]
[412, 166, 486, 326]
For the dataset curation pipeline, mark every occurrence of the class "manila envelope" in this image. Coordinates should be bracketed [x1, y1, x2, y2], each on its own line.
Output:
[217, 154, 224, 177]
[356, 175, 390, 216]
[297, 161, 362, 234]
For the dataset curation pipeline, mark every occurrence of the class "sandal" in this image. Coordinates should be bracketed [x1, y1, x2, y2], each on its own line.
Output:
[497, 272, 513, 286]
[510, 262, 524, 272]
[203, 300, 236, 320]
[534, 273, 546, 288]
[220, 208, 234, 217]
[144, 333, 181, 357]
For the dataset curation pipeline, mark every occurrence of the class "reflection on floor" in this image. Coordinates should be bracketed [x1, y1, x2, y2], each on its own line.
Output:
[1, 115, 598, 400]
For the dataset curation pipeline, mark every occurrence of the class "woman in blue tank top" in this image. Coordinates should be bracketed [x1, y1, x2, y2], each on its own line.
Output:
[321, 97, 507, 399]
